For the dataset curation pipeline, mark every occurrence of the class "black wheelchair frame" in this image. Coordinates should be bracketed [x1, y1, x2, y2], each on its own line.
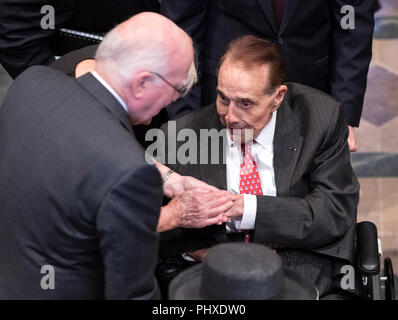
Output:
[357, 221, 396, 300]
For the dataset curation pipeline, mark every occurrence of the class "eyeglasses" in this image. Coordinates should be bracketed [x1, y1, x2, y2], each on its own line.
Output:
[150, 72, 187, 97]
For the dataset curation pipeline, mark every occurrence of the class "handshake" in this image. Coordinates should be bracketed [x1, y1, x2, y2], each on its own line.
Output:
[157, 174, 244, 232]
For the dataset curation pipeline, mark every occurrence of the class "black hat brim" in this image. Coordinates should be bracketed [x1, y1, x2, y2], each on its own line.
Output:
[169, 263, 319, 300]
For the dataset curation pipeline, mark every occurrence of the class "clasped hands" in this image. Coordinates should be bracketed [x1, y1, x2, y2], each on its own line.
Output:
[157, 174, 244, 232]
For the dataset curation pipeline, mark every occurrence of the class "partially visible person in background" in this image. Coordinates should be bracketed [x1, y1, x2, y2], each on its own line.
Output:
[161, 0, 376, 151]
[49, 44, 98, 78]
[0, 0, 160, 79]
[374, 0, 381, 11]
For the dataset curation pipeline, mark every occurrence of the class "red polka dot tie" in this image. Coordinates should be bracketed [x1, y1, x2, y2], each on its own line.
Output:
[239, 143, 263, 243]
[239, 144, 263, 196]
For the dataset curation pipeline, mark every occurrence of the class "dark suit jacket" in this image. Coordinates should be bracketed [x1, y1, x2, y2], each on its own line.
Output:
[0, 0, 160, 78]
[0, 66, 162, 299]
[161, 0, 375, 127]
[160, 83, 359, 264]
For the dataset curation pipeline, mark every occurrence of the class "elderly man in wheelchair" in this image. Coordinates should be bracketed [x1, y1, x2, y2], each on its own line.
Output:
[153, 35, 396, 300]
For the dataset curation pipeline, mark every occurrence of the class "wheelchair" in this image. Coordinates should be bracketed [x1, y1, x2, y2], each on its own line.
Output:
[356, 221, 396, 300]
[156, 221, 396, 300]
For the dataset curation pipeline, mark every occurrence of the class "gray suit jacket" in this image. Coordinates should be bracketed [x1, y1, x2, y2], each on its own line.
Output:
[0, 66, 162, 299]
[160, 83, 359, 264]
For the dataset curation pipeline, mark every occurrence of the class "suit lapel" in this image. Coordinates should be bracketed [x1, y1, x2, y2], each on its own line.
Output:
[257, 0, 278, 35]
[213, 126, 228, 190]
[257, 0, 300, 36]
[197, 107, 228, 190]
[76, 73, 134, 135]
[279, 0, 300, 36]
[273, 90, 303, 196]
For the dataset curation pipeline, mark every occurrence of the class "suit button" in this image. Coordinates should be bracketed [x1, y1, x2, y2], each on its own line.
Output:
[278, 38, 284, 45]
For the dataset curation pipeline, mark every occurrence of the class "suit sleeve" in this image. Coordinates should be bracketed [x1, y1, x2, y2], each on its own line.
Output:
[96, 164, 162, 300]
[329, 0, 375, 127]
[0, 0, 74, 78]
[254, 105, 359, 249]
[160, 0, 208, 118]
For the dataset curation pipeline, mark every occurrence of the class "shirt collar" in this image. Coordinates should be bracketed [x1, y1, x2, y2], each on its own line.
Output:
[255, 109, 277, 152]
[91, 71, 129, 114]
[226, 110, 277, 152]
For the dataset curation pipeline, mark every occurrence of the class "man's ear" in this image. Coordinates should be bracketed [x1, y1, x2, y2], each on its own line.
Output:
[131, 71, 154, 99]
[272, 84, 288, 112]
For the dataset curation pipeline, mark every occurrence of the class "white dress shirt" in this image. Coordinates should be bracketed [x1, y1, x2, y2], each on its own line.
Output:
[91, 71, 129, 114]
[226, 110, 277, 232]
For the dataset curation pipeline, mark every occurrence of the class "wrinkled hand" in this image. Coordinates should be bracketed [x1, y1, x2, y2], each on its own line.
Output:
[225, 193, 245, 219]
[163, 174, 218, 199]
[348, 126, 358, 152]
[159, 188, 234, 231]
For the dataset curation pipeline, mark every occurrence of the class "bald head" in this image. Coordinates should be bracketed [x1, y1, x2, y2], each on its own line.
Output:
[95, 12, 194, 86]
[94, 12, 197, 125]
[118, 12, 189, 51]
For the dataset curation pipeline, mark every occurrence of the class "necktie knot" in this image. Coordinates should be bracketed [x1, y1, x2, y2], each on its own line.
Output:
[241, 143, 253, 158]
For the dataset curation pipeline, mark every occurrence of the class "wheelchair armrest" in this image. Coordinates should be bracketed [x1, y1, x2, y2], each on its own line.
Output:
[357, 221, 380, 275]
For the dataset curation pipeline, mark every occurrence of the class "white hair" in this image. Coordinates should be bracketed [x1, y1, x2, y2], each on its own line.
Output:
[95, 27, 169, 85]
[95, 25, 198, 94]
[180, 60, 198, 97]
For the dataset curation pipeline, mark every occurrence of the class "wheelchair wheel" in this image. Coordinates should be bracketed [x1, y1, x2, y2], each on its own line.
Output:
[384, 258, 396, 300]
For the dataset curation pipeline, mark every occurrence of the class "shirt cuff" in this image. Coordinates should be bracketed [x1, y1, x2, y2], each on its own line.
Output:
[238, 194, 257, 230]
